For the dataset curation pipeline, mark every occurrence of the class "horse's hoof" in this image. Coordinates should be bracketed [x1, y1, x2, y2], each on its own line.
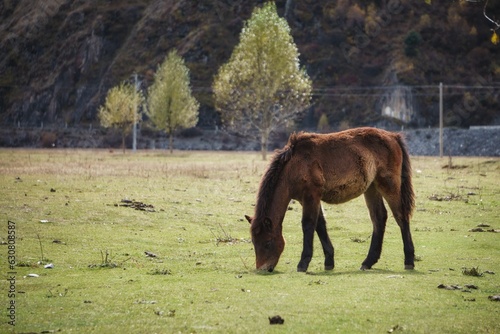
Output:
[405, 265, 415, 270]
[324, 265, 334, 270]
[360, 265, 371, 271]
[297, 267, 307, 272]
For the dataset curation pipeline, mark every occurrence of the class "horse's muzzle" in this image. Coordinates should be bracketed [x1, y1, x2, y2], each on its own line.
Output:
[257, 263, 275, 272]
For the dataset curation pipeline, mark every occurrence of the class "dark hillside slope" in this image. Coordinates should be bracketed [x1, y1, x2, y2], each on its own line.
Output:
[0, 0, 498, 131]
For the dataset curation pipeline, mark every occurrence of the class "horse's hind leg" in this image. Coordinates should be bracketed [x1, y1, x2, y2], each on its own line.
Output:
[361, 184, 388, 270]
[316, 205, 334, 270]
[379, 183, 415, 270]
[386, 200, 415, 270]
[398, 219, 415, 270]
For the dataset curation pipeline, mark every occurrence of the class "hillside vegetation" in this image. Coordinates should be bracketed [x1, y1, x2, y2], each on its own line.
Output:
[1, 0, 499, 130]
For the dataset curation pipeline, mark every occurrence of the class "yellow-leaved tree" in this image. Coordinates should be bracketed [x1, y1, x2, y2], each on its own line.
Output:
[213, 2, 312, 160]
[147, 50, 199, 153]
[98, 82, 143, 153]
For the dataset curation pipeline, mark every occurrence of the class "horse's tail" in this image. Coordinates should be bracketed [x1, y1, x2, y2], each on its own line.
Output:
[396, 134, 415, 218]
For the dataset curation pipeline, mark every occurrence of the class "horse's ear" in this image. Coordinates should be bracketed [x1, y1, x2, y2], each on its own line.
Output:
[244, 215, 252, 224]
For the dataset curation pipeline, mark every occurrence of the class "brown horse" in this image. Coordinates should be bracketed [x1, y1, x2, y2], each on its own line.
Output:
[245, 127, 415, 272]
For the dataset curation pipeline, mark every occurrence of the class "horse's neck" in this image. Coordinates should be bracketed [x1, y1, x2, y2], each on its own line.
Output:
[263, 180, 291, 231]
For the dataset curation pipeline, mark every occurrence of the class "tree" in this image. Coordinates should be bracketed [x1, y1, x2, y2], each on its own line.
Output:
[404, 31, 421, 57]
[425, 0, 499, 44]
[147, 50, 199, 153]
[213, 2, 312, 160]
[98, 82, 143, 153]
[317, 113, 331, 133]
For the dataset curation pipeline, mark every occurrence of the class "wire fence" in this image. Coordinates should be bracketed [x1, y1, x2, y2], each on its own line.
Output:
[1, 83, 499, 130]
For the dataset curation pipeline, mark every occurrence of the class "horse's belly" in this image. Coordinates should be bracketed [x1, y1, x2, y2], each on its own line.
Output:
[321, 181, 368, 204]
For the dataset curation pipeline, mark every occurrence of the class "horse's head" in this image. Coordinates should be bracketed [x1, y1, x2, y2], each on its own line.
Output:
[245, 215, 285, 272]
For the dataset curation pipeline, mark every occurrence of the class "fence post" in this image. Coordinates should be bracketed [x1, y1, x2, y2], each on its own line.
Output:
[439, 82, 443, 158]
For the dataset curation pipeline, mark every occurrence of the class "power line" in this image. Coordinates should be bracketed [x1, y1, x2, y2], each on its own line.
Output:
[1, 84, 499, 98]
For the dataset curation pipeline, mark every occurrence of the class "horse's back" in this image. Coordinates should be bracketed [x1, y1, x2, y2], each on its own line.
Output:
[291, 128, 403, 166]
[287, 128, 405, 204]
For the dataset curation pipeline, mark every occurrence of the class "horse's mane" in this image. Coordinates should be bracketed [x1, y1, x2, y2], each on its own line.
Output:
[253, 133, 299, 227]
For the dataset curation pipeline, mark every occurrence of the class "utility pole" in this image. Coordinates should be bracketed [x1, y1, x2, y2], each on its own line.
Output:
[133, 73, 139, 152]
[439, 82, 443, 158]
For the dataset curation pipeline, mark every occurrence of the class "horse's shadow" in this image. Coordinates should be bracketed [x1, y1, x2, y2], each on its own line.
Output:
[255, 267, 426, 276]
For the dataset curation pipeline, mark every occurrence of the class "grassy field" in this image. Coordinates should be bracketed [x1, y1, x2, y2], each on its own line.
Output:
[0, 149, 499, 333]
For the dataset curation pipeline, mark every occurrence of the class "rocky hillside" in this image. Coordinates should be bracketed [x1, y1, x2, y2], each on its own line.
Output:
[1, 0, 499, 132]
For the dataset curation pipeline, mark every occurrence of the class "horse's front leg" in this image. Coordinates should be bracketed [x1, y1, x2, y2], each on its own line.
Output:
[297, 197, 320, 272]
[316, 206, 334, 270]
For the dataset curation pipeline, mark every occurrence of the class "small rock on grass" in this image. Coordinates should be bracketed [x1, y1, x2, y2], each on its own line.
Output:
[269, 315, 284, 325]
[488, 295, 500, 301]
[145, 251, 157, 258]
[388, 324, 403, 333]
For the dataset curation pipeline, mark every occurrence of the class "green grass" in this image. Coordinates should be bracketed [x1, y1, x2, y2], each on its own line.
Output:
[0, 149, 499, 333]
